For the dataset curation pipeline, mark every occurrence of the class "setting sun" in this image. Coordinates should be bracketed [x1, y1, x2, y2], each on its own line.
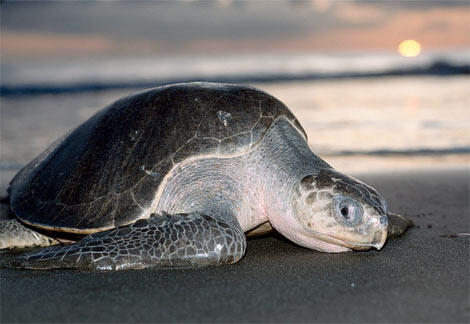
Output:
[398, 40, 422, 57]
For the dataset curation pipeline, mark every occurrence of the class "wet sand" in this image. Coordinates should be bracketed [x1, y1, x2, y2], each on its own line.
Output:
[1, 168, 468, 323]
[2, 77, 469, 166]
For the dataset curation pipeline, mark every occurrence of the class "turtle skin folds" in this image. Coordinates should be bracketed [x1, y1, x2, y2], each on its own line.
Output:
[4, 213, 246, 271]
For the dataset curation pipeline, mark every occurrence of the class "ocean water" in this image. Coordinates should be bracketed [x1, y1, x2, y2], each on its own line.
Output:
[0, 52, 469, 178]
[1, 50, 468, 93]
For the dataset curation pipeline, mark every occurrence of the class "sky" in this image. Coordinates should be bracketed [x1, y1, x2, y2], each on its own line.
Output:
[1, 0, 469, 60]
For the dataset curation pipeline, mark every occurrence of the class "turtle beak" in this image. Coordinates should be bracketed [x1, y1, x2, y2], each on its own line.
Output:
[371, 215, 388, 250]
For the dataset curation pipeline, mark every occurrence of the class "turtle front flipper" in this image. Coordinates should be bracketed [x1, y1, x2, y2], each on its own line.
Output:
[3, 212, 246, 270]
[387, 212, 414, 238]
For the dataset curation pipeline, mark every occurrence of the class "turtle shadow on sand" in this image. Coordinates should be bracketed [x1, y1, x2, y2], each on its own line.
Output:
[0, 82, 412, 271]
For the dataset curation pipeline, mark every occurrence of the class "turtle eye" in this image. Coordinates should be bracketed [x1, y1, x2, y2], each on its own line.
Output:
[333, 196, 363, 226]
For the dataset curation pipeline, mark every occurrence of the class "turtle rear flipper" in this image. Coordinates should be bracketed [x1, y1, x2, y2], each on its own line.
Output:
[0, 195, 59, 249]
[3, 212, 246, 270]
[387, 212, 414, 238]
[0, 219, 60, 249]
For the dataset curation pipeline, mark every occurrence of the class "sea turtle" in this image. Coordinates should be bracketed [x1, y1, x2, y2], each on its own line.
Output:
[0, 82, 411, 270]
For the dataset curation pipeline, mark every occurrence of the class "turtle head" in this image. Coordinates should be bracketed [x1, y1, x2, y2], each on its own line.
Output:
[275, 169, 388, 252]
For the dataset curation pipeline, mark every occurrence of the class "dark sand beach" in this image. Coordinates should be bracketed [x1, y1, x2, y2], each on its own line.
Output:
[1, 168, 468, 323]
[1, 2, 469, 322]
